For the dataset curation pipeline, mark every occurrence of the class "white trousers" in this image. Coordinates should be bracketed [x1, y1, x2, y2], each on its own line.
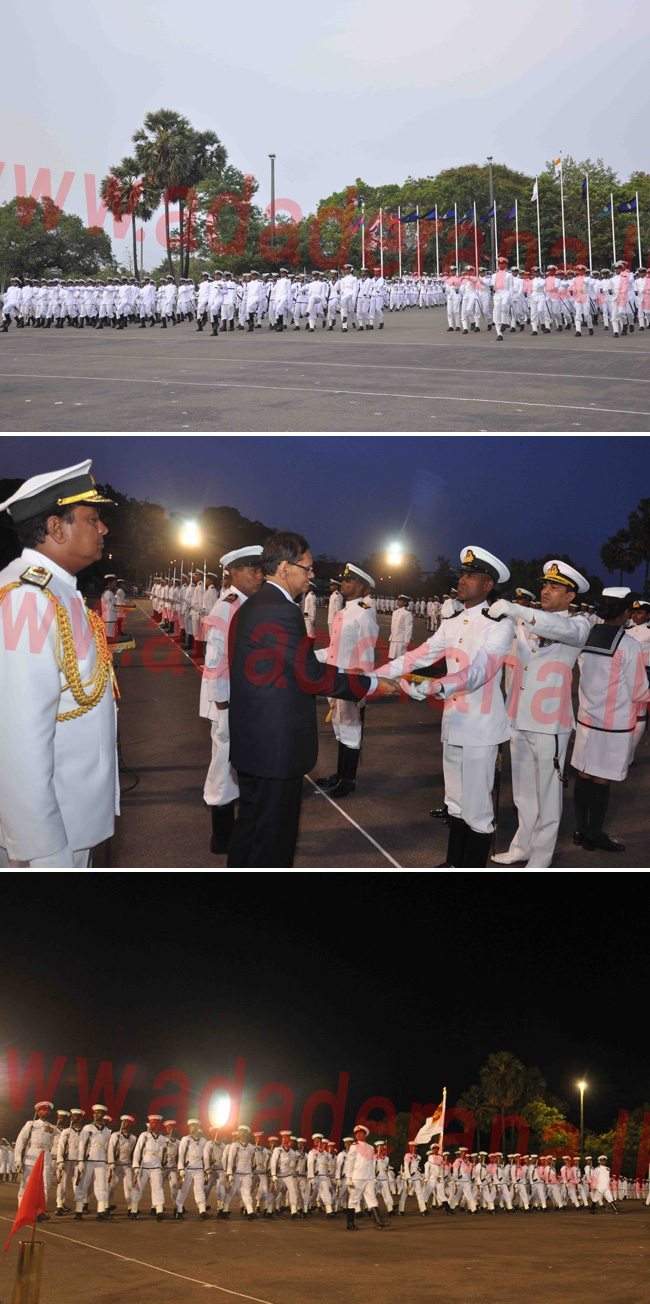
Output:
[108, 1164, 135, 1202]
[131, 1166, 165, 1212]
[76, 1160, 108, 1212]
[331, 698, 363, 749]
[225, 1173, 254, 1213]
[443, 741, 498, 833]
[274, 1175, 299, 1211]
[506, 728, 568, 867]
[399, 1176, 425, 1212]
[176, 1167, 207, 1211]
[204, 1169, 225, 1204]
[348, 1178, 378, 1210]
[0, 847, 91, 868]
[376, 1177, 394, 1209]
[19, 1153, 53, 1201]
[203, 719, 239, 805]
[493, 291, 511, 332]
[309, 1175, 334, 1210]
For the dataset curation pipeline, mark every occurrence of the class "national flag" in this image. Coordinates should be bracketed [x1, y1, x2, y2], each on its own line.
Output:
[350, 213, 364, 234]
[554, 156, 562, 175]
[422, 209, 437, 221]
[442, 208, 456, 221]
[400, 210, 419, 223]
[413, 1101, 445, 1144]
[531, 180, 538, 202]
[459, 208, 474, 222]
[386, 215, 400, 233]
[481, 204, 495, 223]
[617, 198, 637, 213]
[4, 1152, 46, 1252]
[581, 176, 588, 199]
[367, 215, 381, 237]
[505, 205, 516, 221]
[597, 201, 612, 217]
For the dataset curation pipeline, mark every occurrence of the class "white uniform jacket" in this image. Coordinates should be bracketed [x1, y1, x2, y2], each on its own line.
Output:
[133, 1129, 165, 1170]
[0, 548, 119, 861]
[200, 588, 244, 719]
[318, 596, 379, 672]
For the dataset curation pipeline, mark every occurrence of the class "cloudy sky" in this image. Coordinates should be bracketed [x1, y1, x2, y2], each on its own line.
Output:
[3, 0, 647, 268]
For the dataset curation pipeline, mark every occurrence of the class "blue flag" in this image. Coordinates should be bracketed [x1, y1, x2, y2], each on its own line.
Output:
[422, 209, 437, 221]
[597, 201, 612, 217]
[442, 208, 456, 221]
[505, 206, 516, 221]
[481, 205, 495, 223]
[400, 210, 419, 223]
[460, 208, 474, 222]
[582, 177, 588, 198]
[617, 198, 637, 213]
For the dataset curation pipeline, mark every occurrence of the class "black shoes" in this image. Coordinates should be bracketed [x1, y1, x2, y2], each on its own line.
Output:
[582, 832, 625, 852]
[210, 801, 236, 854]
[346, 1209, 357, 1231]
[328, 745, 360, 798]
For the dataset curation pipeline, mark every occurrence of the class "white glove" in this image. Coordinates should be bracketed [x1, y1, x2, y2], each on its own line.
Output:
[15, 1161, 22, 1176]
[179, 1169, 186, 1182]
[57, 1165, 64, 1182]
[400, 677, 441, 702]
[107, 1165, 115, 1183]
[133, 1167, 141, 1181]
[215, 708, 230, 743]
[487, 599, 531, 623]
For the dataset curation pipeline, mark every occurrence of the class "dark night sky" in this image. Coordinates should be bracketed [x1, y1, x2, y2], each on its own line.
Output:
[0, 874, 646, 1143]
[2, 435, 649, 584]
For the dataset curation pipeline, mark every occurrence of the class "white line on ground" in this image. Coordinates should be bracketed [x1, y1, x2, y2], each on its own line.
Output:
[133, 600, 199, 671]
[1, 373, 648, 417]
[0, 1217, 277, 1303]
[183, 357, 650, 387]
[305, 775, 403, 868]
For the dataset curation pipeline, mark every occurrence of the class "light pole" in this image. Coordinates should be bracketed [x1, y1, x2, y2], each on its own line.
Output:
[577, 1081, 587, 1159]
[487, 156, 495, 272]
[269, 154, 276, 250]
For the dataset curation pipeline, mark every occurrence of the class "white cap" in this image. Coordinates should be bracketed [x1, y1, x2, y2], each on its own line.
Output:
[296, 1137, 307, 1143]
[70, 1108, 84, 1116]
[459, 546, 509, 584]
[311, 1132, 324, 1140]
[344, 563, 375, 589]
[353, 1124, 370, 1134]
[238, 1124, 251, 1131]
[120, 1115, 135, 1123]
[0, 460, 115, 521]
[147, 1114, 163, 1121]
[91, 1103, 107, 1112]
[35, 1101, 54, 1110]
[514, 587, 536, 600]
[601, 586, 631, 599]
[187, 1118, 200, 1125]
[219, 545, 264, 569]
[541, 560, 589, 594]
[279, 1129, 292, 1136]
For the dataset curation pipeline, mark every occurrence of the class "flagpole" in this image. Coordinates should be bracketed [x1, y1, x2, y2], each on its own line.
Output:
[380, 207, 383, 277]
[435, 203, 439, 277]
[515, 199, 519, 264]
[473, 201, 478, 270]
[362, 201, 365, 268]
[585, 173, 593, 272]
[636, 191, 642, 269]
[560, 154, 567, 271]
[494, 202, 498, 262]
[535, 178, 542, 269]
[398, 205, 402, 278]
[610, 191, 616, 265]
[454, 202, 458, 270]
[440, 1086, 447, 1153]
[416, 205, 421, 277]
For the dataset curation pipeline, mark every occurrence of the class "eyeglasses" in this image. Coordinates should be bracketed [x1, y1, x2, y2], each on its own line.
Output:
[290, 562, 315, 574]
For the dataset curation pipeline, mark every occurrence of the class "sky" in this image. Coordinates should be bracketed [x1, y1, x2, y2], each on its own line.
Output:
[2, 0, 648, 269]
[0, 875, 644, 1145]
[2, 434, 649, 584]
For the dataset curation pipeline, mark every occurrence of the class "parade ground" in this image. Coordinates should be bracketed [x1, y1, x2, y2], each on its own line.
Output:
[1, 310, 650, 433]
[0, 1186, 645, 1304]
[96, 602, 648, 869]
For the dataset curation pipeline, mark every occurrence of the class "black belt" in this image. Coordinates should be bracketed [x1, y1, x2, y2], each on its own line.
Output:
[577, 719, 635, 733]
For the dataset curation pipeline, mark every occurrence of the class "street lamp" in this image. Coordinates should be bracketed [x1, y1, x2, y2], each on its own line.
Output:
[180, 521, 200, 548]
[387, 542, 403, 566]
[577, 1081, 587, 1158]
[269, 154, 276, 250]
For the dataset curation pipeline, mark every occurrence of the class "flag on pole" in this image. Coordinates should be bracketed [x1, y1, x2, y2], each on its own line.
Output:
[505, 206, 516, 221]
[480, 205, 495, 223]
[350, 213, 364, 234]
[400, 211, 419, 223]
[459, 208, 474, 222]
[386, 215, 400, 233]
[617, 198, 637, 213]
[413, 1100, 445, 1144]
[422, 209, 437, 221]
[442, 208, 455, 221]
[554, 156, 562, 175]
[531, 180, 538, 202]
[597, 201, 612, 217]
[581, 177, 588, 199]
[4, 1152, 46, 1252]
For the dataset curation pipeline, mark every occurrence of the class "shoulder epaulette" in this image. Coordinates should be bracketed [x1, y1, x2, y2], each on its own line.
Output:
[20, 564, 52, 588]
[443, 608, 463, 620]
[358, 601, 369, 609]
[224, 593, 239, 603]
[482, 609, 508, 621]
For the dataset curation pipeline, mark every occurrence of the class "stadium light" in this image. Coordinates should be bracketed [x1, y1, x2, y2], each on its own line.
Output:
[387, 543, 403, 566]
[208, 1090, 231, 1129]
[180, 520, 200, 548]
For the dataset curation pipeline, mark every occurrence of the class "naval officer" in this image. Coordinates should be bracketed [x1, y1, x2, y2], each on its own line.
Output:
[0, 461, 118, 868]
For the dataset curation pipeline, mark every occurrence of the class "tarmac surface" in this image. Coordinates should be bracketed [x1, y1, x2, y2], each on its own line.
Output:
[0, 1185, 645, 1304]
[97, 602, 649, 869]
[1, 310, 650, 431]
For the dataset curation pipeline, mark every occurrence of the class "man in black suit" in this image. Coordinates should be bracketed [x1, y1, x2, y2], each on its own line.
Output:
[228, 532, 398, 867]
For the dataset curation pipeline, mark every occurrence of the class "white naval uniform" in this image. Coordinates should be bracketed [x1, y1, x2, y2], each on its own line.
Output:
[15, 1118, 59, 1201]
[270, 1145, 299, 1213]
[400, 1151, 426, 1212]
[303, 589, 317, 635]
[107, 1130, 136, 1202]
[377, 603, 515, 833]
[76, 1122, 111, 1213]
[590, 1164, 614, 1205]
[176, 1134, 208, 1212]
[627, 621, 650, 755]
[200, 588, 243, 806]
[307, 1148, 335, 1212]
[101, 587, 117, 636]
[56, 1123, 83, 1207]
[374, 1154, 395, 1209]
[497, 606, 590, 867]
[225, 1141, 256, 1214]
[0, 548, 119, 868]
[315, 596, 379, 748]
[251, 1144, 270, 1211]
[572, 624, 649, 781]
[343, 1143, 378, 1211]
[327, 588, 344, 633]
[131, 1128, 165, 1213]
[203, 1137, 226, 1206]
[388, 605, 413, 659]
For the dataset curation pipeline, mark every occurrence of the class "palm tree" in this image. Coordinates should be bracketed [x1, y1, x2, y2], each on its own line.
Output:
[100, 156, 158, 280]
[179, 131, 227, 277]
[457, 1085, 494, 1153]
[479, 1052, 525, 1157]
[600, 529, 638, 585]
[132, 110, 193, 277]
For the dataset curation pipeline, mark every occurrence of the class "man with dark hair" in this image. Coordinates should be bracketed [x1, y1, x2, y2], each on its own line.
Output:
[0, 460, 119, 868]
[227, 532, 398, 867]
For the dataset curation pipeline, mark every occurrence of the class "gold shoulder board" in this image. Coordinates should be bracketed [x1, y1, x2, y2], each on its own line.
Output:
[20, 565, 53, 588]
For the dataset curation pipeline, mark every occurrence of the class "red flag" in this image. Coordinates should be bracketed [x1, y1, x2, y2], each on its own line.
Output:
[4, 1151, 46, 1252]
